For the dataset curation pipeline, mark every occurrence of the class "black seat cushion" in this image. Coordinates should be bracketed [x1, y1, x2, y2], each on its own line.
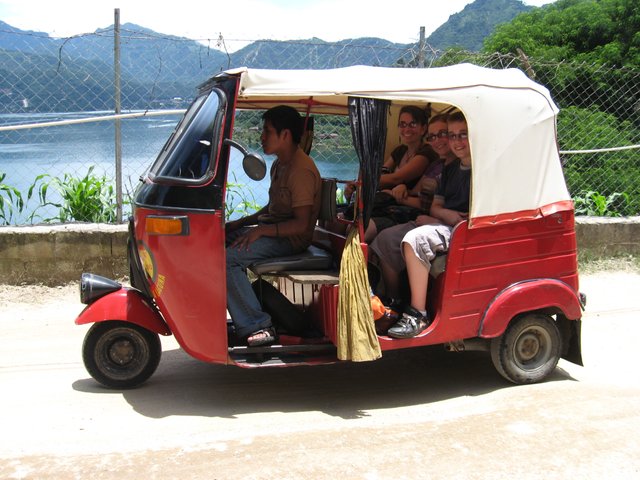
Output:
[249, 245, 333, 275]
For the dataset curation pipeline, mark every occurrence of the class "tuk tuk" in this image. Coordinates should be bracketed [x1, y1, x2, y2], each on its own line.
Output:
[76, 64, 585, 388]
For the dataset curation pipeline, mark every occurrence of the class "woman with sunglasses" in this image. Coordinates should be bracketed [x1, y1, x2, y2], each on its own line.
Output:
[360, 106, 441, 241]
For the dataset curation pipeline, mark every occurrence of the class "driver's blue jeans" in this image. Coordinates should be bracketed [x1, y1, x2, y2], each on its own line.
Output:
[226, 227, 297, 339]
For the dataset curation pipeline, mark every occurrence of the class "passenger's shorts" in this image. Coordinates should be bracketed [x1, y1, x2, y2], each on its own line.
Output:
[401, 224, 452, 271]
[369, 221, 417, 274]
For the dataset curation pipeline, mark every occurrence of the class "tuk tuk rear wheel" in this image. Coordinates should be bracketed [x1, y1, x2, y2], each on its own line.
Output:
[490, 313, 561, 385]
[82, 321, 161, 389]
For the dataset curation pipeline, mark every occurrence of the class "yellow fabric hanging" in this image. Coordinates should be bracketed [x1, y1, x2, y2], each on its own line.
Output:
[337, 228, 382, 361]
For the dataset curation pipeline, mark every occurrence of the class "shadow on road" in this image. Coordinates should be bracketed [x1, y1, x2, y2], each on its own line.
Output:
[72, 345, 575, 419]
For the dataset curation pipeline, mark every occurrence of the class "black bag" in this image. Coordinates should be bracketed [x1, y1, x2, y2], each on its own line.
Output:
[384, 204, 422, 223]
[251, 279, 319, 337]
[341, 190, 422, 224]
[371, 191, 422, 223]
[338, 191, 394, 222]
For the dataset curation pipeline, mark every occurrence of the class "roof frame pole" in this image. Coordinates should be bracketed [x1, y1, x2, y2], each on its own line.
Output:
[302, 97, 313, 131]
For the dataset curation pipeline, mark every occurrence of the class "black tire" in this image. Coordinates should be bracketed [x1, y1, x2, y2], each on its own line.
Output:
[490, 313, 561, 385]
[82, 321, 161, 389]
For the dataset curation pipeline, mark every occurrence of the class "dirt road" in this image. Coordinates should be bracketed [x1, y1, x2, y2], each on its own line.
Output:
[1, 271, 639, 479]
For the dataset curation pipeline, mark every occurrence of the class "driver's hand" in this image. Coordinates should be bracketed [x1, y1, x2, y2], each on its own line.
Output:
[230, 226, 263, 250]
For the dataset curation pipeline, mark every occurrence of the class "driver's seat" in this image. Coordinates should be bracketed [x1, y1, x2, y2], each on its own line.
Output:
[248, 178, 337, 275]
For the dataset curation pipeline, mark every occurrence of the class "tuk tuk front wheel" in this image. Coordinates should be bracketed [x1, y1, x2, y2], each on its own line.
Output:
[82, 320, 161, 389]
[490, 313, 561, 385]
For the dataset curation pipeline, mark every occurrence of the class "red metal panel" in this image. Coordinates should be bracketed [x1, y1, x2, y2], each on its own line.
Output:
[135, 207, 229, 364]
[379, 203, 581, 351]
[320, 284, 339, 344]
[75, 288, 170, 336]
[479, 279, 583, 338]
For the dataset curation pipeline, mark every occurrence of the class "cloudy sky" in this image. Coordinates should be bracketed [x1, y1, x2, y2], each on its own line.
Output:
[0, 0, 555, 47]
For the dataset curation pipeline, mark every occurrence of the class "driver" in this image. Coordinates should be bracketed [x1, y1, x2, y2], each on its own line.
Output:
[225, 105, 321, 347]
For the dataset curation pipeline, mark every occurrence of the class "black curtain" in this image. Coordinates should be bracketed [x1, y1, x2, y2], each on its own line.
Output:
[348, 97, 390, 229]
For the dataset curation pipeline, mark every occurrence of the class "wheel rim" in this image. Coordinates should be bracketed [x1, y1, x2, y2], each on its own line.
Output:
[512, 326, 553, 370]
[108, 338, 136, 365]
[95, 328, 150, 380]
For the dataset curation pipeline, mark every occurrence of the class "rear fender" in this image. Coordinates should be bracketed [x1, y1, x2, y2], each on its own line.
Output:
[75, 288, 171, 336]
[479, 279, 582, 339]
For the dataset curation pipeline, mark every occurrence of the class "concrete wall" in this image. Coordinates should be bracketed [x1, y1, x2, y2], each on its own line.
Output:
[0, 223, 128, 286]
[1, 217, 639, 286]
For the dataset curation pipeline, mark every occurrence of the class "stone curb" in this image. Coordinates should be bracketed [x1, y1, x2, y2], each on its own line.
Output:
[1, 217, 639, 286]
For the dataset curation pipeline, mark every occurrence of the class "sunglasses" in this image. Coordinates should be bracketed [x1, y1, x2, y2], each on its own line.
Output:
[426, 131, 448, 142]
[448, 132, 469, 141]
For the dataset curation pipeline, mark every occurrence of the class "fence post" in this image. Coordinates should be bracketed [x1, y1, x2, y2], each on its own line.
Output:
[418, 26, 426, 68]
[114, 8, 123, 222]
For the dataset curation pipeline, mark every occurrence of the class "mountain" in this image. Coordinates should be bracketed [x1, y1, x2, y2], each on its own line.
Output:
[426, 0, 533, 52]
[0, 20, 54, 53]
[0, 0, 536, 112]
[58, 23, 230, 83]
[229, 37, 414, 69]
[0, 22, 232, 112]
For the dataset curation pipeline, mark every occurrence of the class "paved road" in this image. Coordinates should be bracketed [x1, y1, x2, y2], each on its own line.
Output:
[1, 271, 639, 479]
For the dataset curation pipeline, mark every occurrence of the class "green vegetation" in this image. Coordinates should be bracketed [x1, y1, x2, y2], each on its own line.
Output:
[483, 0, 640, 67]
[225, 173, 261, 220]
[573, 191, 632, 216]
[0, 172, 24, 225]
[558, 106, 640, 214]
[4, 168, 262, 224]
[30, 167, 119, 223]
[475, 0, 640, 215]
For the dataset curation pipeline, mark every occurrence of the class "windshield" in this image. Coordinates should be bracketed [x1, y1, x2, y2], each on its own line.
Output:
[148, 88, 225, 184]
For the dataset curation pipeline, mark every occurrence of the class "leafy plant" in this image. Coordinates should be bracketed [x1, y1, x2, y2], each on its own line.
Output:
[573, 190, 632, 217]
[225, 173, 261, 220]
[30, 166, 119, 223]
[0, 172, 25, 225]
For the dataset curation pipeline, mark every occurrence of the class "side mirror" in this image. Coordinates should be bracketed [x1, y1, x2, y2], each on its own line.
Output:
[223, 138, 267, 181]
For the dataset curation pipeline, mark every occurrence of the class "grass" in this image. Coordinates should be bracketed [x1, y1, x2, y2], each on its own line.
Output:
[578, 253, 640, 275]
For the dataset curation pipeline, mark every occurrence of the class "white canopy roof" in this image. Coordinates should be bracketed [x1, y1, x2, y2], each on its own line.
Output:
[226, 64, 571, 226]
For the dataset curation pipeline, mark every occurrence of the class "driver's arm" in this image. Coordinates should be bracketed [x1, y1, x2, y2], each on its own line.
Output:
[225, 205, 268, 234]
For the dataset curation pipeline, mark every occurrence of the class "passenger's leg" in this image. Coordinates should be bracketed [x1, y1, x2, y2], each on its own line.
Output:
[368, 221, 417, 299]
[364, 219, 378, 243]
[225, 228, 295, 340]
[379, 258, 401, 299]
[387, 224, 452, 339]
[404, 241, 430, 313]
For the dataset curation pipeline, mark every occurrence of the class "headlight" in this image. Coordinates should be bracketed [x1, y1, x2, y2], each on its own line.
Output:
[80, 273, 122, 304]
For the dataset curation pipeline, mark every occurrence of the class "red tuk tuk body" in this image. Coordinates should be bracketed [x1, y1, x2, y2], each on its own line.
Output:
[76, 65, 584, 388]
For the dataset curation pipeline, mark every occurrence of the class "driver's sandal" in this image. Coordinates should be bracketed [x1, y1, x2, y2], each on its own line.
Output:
[247, 327, 276, 347]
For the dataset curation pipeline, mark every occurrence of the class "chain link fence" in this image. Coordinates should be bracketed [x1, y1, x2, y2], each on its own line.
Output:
[1, 23, 638, 224]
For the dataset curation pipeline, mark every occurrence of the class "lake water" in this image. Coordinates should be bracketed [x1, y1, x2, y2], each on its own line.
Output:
[0, 112, 359, 224]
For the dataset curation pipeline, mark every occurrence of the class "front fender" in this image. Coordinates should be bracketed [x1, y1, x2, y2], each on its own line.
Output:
[479, 279, 582, 339]
[75, 288, 171, 336]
